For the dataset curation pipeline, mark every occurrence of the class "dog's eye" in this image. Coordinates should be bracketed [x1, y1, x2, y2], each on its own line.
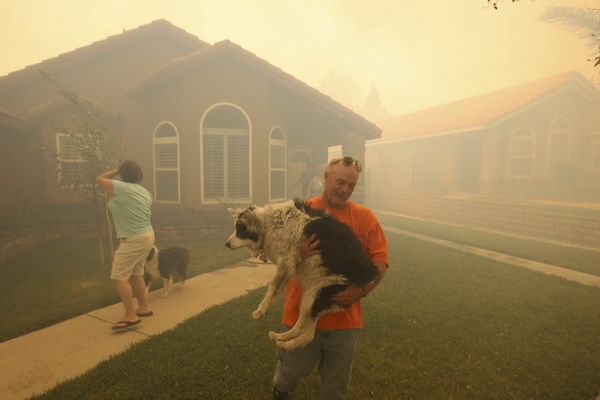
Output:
[236, 223, 250, 236]
[235, 222, 258, 242]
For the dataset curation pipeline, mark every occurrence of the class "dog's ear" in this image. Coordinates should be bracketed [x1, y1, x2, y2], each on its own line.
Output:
[228, 208, 243, 218]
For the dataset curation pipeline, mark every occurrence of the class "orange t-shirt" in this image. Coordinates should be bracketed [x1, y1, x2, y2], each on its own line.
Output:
[281, 197, 389, 329]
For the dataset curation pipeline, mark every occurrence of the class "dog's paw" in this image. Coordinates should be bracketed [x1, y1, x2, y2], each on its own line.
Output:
[252, 309, 266, 319]
[268, 331, 280, 342]
[276, 340, 299, 351]
[160, 292, 169, 298]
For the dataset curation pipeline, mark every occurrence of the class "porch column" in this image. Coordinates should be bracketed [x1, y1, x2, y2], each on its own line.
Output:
[341, 132, 366, 204]
[479, 128, 500, 194]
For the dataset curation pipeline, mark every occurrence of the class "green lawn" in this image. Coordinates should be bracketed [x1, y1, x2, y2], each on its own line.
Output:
[0, 237, 247, 342]
[28, 231, 600, 400]
[376, 211, 600, 277]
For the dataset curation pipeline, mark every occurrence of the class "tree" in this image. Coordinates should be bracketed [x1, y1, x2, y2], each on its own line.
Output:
[39, 70, 117, 266]
[361, 85, 391, 124]
[318, 70, 392, 122]
[318, 69, 364, 112]
[487, 0, 522, 10]
[487, 0, 600, 69]
[541, 5, 600, 67]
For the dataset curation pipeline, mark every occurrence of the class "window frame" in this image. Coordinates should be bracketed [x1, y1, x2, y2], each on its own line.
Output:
[56, 133, 87, 188]
[508, 127, 536, 178]
[269, 126, 287, 202]
[153, 121, 181, 204]
[200, 104, 252, 204]
[546, 116, 572, 177]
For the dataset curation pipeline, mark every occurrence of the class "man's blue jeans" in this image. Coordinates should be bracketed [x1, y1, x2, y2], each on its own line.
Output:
[273, 325, 361, 400]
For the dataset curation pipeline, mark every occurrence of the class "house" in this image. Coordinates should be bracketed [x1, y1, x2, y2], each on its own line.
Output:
[0, 19, 380, 229]
[364, 71, 600, 210]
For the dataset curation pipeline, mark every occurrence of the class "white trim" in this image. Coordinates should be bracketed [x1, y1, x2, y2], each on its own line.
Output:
[55, 133, 86, 188]
[269, 125, 287, 202]
[152, 121, 181, 204]
[199, 103, 252, 204]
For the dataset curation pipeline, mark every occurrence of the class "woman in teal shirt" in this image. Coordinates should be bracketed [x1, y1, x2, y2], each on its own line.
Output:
[96, 160, 154, 330]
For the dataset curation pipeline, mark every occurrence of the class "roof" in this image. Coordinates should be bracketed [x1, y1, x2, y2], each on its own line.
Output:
[0, 108, 36, 133]
[0, 19, 380, 139]
[127, 40, 381, 139]
[27, 95, 120, 120]
[0, 19, 209, 89]
[379, 71, 600, 140]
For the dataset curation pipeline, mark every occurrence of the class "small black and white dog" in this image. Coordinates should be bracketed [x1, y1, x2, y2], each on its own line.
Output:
[144, 246, 190, 298]
[226, 198, 379, 350]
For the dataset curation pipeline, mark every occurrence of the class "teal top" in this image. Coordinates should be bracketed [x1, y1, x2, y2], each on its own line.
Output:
[108, 180, 153, 238]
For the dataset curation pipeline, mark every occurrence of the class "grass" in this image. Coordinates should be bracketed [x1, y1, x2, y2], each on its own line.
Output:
[375, 212, 600, 277]
[0, 237, 247, 342]
[535, 204, 600, 219]
[29, 231, 600, 400]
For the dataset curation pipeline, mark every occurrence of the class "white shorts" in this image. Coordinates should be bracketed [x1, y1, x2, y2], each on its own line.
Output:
[111, 230, 155, 280]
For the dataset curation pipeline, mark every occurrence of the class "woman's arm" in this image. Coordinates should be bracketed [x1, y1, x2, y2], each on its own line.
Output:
[95, 169, 119, 196]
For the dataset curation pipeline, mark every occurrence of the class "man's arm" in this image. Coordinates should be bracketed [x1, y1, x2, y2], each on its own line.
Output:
[299, 234, 388, 306]
[330, 261, 387, 306]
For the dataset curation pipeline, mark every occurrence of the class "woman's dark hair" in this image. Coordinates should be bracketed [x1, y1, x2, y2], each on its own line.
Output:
[118, 160, 143, 183]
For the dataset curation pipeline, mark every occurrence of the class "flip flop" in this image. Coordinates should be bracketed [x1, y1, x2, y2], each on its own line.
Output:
[111, 320, 141, 330]
[136, 311, 154, 317]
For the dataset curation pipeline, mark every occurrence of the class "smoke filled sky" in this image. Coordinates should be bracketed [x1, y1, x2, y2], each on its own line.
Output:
[0, 0, 598, 116]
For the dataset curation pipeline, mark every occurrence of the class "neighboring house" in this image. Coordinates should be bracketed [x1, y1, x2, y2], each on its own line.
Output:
[0, 19, 380, 224]
[365, 71, 600, 209]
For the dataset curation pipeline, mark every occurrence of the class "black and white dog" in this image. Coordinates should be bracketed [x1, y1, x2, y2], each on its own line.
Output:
[144, 246, 190, 298]
[225, 198, 379, 350]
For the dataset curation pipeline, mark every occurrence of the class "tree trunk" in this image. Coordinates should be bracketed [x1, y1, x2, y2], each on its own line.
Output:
[91, 185, 106, 267]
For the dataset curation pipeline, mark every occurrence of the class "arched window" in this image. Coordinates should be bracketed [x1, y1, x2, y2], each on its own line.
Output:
[153, 122, 180, 203]
[269, 127, 287, 201]
[201, 104, 251, 203]
[508, 127, 535, 177]
[546, 116, 572, 176]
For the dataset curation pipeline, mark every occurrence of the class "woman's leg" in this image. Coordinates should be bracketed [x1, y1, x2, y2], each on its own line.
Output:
[112, 279, 139, 323]
[130, 274, 151, 315]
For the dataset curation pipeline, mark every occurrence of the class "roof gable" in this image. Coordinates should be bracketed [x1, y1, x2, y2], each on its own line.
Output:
[0, 108, 36, 133]
[380, 71, 600, 139]
[0, 19, 209, 90]
[127, 40, 381, 139]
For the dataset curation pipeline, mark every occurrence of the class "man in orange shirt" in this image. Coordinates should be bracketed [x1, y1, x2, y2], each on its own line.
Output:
[273, 156, 389, 400]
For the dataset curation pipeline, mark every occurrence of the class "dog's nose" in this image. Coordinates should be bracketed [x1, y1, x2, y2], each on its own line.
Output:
[225, 242, 231, 248]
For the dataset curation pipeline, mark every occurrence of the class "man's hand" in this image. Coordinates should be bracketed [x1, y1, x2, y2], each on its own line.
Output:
[331, 285, 364, 306]
[332, 262, 387, 305]
[300, 233, 321, 259]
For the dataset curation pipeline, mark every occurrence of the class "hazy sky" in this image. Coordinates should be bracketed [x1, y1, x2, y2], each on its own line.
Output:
[0, 0, 598, 116]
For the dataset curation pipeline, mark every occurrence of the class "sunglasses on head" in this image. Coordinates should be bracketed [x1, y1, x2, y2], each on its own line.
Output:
[329, 156, 363, 172]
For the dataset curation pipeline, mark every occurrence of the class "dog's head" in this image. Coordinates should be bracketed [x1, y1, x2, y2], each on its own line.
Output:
[225, 206, 262, 251]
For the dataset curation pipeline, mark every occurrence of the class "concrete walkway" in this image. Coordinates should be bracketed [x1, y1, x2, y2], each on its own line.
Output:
[0, 259, 276, 400]
[1, 225, 599, 400]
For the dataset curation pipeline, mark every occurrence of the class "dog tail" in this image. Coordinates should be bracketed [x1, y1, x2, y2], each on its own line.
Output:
[146, 247, 156, 261]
